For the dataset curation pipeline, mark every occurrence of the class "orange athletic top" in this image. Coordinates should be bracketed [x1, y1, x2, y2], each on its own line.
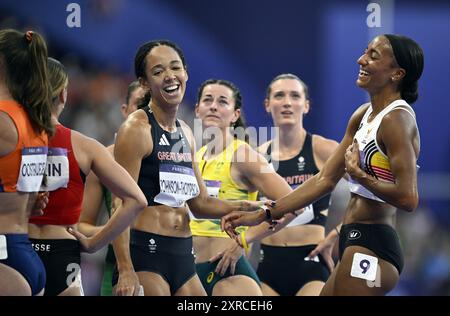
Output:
[0, 100, 48, 192]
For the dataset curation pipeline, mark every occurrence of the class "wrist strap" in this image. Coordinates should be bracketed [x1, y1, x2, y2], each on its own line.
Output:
[334, 227, 340, 236]
[261, 205, 272, 221]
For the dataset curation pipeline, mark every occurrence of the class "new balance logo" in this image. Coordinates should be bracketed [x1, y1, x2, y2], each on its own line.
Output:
[159, 134, 170, 146]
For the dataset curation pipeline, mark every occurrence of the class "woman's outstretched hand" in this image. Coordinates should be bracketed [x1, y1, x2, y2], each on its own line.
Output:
[31, 191, 49, 216]
[67, 227, 99, 253]
[221, 201, 276, 240]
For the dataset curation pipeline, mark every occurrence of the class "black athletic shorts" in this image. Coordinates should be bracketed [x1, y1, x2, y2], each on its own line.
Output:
[339, 223, 404, 274]
[29, 238, 81, 296]
[257, 244, 330, 296]
[112, 229, 196, 295]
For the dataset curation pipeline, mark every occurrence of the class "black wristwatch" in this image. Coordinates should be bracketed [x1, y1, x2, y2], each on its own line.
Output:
[261, 205, 272, 221]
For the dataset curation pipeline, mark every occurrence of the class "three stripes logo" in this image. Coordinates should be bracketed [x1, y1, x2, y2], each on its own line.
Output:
[159, 134, 170, 146]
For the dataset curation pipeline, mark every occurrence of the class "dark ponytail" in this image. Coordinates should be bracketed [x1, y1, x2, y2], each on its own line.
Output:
[384, 34, 424, 104]
[401, 81, 419, 105]
[137, 91, 152, 110]
[0, 29, 53, 135]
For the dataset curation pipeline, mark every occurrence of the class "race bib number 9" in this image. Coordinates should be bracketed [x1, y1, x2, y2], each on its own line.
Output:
[155, 164, 200, 207]
[40, 147, 69, 191]
[350, 252, 378, 281]
[17, 147, 48, 192]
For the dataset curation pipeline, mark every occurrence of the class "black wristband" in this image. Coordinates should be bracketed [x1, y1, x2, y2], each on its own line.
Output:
[334, 227, 340, 236]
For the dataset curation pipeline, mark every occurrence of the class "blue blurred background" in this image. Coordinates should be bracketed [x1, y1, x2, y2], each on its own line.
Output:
[1, 0, 448, 295]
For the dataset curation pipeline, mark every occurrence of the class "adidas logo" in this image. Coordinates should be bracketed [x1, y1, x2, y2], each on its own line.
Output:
[159, 134, 170, 146]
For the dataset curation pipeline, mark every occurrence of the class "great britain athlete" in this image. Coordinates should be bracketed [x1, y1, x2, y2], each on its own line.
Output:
[111, 40, 262, 296]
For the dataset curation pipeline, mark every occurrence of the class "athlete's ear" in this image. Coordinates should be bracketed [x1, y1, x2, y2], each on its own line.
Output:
[391, 68, 406, 83]
[264, 98, 271, 113]
[138, 77, 148, 89]
[194, 103, 200, 118]
[59, 86, 67, 105]
[232, 108, 241, 125]
[120, 104, 128, 119]
[184, 65, 189, 83]
[303, 99, 310, 115]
